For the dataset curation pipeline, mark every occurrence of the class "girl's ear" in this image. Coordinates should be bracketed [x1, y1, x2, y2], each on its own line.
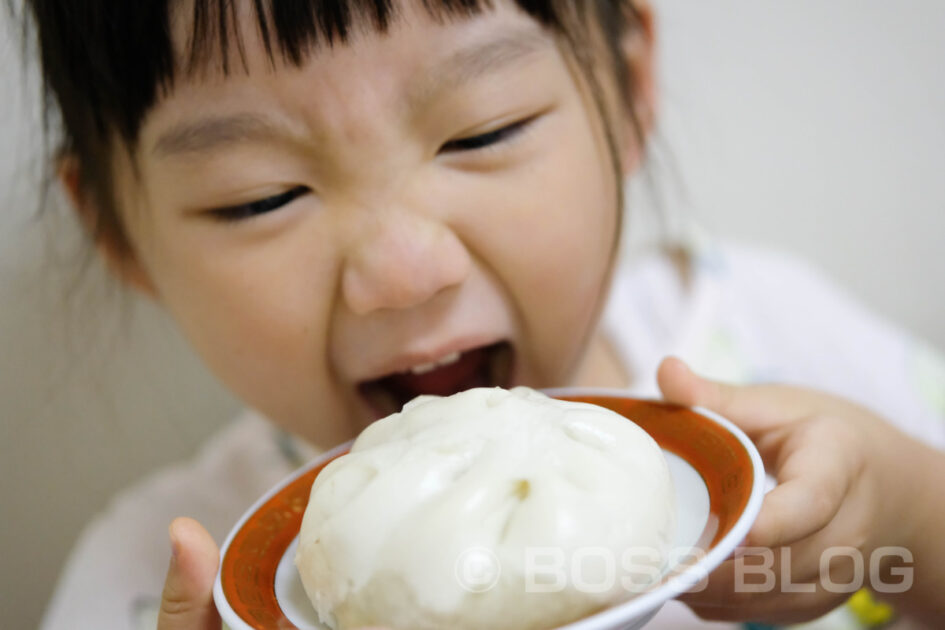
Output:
[619, 0, 658, 175]
[58, 155, 159, 298]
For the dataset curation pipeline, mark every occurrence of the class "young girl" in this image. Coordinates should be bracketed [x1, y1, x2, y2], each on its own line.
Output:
[27, 1, 945, 629]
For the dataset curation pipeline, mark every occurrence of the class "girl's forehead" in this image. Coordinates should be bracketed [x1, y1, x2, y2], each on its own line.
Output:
[38, 0, 586, 151]
[166, 0, 540, 79]
[145, 2, 553, 154]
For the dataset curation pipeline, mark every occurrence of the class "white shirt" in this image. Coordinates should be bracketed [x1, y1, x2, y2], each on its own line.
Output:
[40, 240, 945, 630]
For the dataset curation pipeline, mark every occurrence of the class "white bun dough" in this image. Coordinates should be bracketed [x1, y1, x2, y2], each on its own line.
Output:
[296, 387, 675, 630]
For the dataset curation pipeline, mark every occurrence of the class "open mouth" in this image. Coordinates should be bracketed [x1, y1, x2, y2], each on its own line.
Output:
[357, 341, 514, 419]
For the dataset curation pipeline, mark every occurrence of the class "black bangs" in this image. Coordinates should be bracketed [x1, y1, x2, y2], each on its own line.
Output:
[188, 0, 507, 72]
[191, 0, 399, 71]
[24, 0, 582, 152]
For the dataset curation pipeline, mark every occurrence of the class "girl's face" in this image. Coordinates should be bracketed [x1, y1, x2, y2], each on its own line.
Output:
[107, 1, 645, 446]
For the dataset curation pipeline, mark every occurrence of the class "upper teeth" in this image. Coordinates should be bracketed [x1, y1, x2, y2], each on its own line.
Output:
[409, 351, 461, 375]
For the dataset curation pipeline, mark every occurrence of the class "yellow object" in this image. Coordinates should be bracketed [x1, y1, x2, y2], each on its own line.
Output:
[846, 589, 894, 626]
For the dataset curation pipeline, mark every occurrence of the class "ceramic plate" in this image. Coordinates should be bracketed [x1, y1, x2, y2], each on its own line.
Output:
[214, 390, 765, 630]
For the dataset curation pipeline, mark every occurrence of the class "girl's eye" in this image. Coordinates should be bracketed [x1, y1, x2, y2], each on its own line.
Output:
[207, 185, 310, 221]
[440, 117, 534, 153]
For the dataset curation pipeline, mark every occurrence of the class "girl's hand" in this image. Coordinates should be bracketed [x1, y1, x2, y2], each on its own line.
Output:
[158, 518, 221, 630]
[656, 357, 932, 624]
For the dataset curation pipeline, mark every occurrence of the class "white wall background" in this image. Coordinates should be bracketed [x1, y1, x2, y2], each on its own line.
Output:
[652, 0, 945, 348]
[2, 2, 943, 628]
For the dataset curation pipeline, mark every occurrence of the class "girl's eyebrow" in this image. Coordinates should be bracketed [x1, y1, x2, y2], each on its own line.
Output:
[151, 112, 297, 158]
[150, 26, 549, 159]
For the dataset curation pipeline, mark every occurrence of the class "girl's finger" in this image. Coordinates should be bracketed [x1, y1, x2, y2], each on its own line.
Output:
[681, 534, 859, 624]
[656, 357, 811, 432]
[746, 421, 855, 549]
[685, 584, 846, 626]
[158, 517, 222, 630]
[679, 538, 856, 620]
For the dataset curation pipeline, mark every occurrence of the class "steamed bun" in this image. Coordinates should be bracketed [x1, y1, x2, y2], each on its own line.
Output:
[295, 387, 674, 630]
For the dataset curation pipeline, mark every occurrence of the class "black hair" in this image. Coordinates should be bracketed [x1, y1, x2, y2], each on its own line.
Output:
[19, 0, 644, 250]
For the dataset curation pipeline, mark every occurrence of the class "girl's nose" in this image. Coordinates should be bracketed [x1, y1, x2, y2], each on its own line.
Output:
[341, 213, 472, 315]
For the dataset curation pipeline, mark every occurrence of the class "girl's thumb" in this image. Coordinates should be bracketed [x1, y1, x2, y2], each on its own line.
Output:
[657, 356, 736, 411]
[656, 356, 809, 430]
[158, 517, 222, 630]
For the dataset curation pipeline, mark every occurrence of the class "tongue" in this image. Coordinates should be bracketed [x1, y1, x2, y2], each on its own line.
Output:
[387, 347, 491, 398]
